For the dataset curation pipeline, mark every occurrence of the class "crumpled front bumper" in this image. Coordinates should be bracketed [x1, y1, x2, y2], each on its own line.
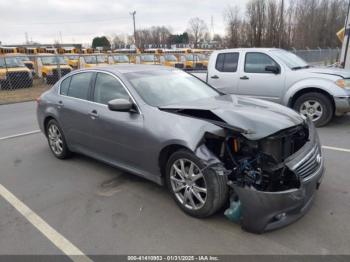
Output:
[232, 121, 324, 234]
[233, 162, 324, 233]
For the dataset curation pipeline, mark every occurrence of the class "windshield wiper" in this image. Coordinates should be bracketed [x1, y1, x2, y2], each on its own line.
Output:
[292, 65, 310, 70]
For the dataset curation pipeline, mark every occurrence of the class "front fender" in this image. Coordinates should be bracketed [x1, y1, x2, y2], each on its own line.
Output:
[282, 78, 346, 106]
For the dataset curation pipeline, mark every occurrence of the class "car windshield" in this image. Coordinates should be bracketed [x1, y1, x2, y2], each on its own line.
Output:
[66, 55, 78, 60]
[197, 54, 208, 60]
[0, 57, 25, 68]
[97, 56, 106, 63]
[114, 55, 129, 62]
[141, 55, 155, 62]
[186, 54, 200, 61]
[126, 69, 220, 107]
[164, 54, 177, 61]
[271, 50, 309, 70]
[84, 56, 97, 63]
[17, 56, 30, 62]
[41, 56, 67, 65]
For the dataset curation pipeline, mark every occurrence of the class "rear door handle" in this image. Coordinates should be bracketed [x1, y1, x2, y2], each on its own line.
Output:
[240, 76, 249, 80]
[89, 109, 98, 119]
[211, 75, 219, 79]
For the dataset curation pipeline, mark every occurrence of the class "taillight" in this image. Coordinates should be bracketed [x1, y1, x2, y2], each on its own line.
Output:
[36, 96, 41, 105]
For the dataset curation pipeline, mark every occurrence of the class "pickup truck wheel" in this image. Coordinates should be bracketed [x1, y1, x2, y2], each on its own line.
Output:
[293, 92, 333, 127]
[165, 150, 228, 218]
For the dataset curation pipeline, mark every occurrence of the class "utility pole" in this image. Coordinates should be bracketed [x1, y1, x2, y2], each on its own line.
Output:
[25, 32, 29, 44]
[130, 11, 137, 48]
[210, 16, 214, 41]
[340, 0, 350, 69]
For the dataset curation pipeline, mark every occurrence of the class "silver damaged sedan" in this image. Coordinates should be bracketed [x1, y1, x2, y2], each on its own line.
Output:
[37, 65, 324, 233]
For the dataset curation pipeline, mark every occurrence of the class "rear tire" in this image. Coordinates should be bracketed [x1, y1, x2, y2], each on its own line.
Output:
[293, 92, 333, 127]
[165, 149, 228, 218]
[46, 119, 71, 159]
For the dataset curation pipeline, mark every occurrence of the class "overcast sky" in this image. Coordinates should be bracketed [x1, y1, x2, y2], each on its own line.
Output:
[0, 0, 246, 46]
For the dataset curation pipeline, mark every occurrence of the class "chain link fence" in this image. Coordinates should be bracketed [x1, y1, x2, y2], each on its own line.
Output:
[0, 49, 341, 104]
[291, 48, 340, 66]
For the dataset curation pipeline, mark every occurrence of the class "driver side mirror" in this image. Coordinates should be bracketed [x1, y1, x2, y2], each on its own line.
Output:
[108, 99, 136, 112]
[265, 65, 280, 74]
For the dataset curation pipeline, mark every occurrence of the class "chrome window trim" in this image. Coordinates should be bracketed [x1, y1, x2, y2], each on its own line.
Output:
[57, 69, 142, 114]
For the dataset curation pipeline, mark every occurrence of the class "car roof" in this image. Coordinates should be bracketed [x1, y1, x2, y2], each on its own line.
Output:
[79, 64, 175, 75]
[214, 47, 282, 53]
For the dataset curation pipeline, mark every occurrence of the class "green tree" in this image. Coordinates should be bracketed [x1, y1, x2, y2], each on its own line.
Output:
[91, 36, 111, 50]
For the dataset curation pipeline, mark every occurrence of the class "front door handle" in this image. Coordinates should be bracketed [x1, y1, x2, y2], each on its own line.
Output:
[89, 109, 98, 119]
[211, 75, 219, 79]
[240, 76, 249, 80]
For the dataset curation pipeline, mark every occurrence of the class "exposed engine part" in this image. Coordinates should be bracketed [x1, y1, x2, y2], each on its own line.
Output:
[200, 123, 309, 192]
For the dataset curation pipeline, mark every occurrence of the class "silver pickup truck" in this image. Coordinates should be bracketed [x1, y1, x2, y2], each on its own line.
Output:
[192, 48, 350, 126]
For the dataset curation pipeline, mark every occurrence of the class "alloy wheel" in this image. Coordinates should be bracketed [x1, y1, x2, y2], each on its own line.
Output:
[299, 100, 323, 121]
[48, 124, 63, 155]
[170, 159, 207, 210]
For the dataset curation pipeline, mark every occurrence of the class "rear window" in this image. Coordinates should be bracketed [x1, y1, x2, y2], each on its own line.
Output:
[215, 53, 239, 72]
[60, 77, 71, 95]
[67, 72, 94, 100]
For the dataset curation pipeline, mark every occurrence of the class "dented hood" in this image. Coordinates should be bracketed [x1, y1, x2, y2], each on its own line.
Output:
[159, 95, 304, 140]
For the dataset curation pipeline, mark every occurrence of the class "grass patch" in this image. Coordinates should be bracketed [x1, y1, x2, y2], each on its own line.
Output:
[0, 79, 51, 105]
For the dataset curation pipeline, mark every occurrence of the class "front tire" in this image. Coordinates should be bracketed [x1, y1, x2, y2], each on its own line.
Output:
[165, 150, 228, 218]
[46, 119, 71, 159]
[293, 92, 333, 127]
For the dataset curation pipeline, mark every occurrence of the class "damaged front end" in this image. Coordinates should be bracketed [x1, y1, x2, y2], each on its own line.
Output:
[195, 118, 324, 233]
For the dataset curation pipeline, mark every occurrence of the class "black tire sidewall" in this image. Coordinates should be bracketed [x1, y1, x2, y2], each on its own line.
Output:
[165, 149, 228, 218]
[46, 119, 70, 159]
[293, 92, 333, 127]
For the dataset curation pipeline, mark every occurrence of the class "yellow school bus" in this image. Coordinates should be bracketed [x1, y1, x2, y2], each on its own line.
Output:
[2, 47, 36, 73]
[195, 53, 209, 69]
[136, 54, 160, 65]
[179, 53, 207, 69]
[58, 47, 79, 69]
[108, 54, 131, 64]
[0, 47, 18, 55]
[0, 56, 33, 89]
[7, 54, 35, 75]
[143, 48, 164, 55]
[25, 47, 38, 55]
[79, 55, 109, 68]
[113, 48, 140, 63]
[81, 48, 94, 54]
[36, 54, 72, 84]
[159, 54, 184, 68]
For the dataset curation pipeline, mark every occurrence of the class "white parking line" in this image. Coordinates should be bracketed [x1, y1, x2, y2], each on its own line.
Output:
[0, 184, 92, 262]
[0, 130, 41, 141]
[322, 145, 350, 153]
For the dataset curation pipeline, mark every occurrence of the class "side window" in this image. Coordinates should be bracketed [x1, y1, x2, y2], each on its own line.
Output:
[93, 73, 129, 105]
[215, 53, 239, 72]
[60, 77, 71, 95]
[245, 52, 278, 73]
[67, 72, 94, 100]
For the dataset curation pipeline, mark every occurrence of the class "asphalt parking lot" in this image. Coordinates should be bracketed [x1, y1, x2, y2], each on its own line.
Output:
[0, 101, 350, 257]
